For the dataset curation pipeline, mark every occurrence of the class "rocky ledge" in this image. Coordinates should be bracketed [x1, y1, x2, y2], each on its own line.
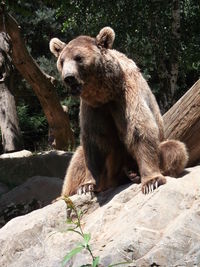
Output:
[0, 165, 200, 267]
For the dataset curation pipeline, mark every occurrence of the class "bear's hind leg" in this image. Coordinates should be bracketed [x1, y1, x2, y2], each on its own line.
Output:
[159, 139, 188, 177]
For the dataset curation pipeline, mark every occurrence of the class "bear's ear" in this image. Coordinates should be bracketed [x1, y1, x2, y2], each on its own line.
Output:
[96, 27, 115, 49]
[49, 38, 66, 57]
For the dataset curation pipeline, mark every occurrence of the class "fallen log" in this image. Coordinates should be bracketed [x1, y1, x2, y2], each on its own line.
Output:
[0, 2, 74, 150]
[163, 79, 200, 166]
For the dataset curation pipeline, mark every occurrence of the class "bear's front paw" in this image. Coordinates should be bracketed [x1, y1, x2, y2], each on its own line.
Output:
[77, 183, 95, 196]
[142, 175, 166, 194]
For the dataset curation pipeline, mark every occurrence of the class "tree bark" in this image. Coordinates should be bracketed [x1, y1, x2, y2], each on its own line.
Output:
[163, 79, 200, 167]
[0, 3, 74, 150]
[170, 0, 180, 100]
[148, 1, 181, 113]
[0, 32, 23, 152]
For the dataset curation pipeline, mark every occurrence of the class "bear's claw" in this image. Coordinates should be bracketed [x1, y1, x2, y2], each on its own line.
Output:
[142, 176, 166, 194]
[77, 183, 95, 196]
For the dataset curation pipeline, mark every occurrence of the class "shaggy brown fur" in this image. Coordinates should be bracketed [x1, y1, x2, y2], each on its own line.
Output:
[61, 146, 95, 196]
[50, 27, 188, 196]
[159, 140, 188, 177]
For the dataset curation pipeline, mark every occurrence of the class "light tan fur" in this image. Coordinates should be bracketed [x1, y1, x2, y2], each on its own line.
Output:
[49, 38, 65, 58]
[50, 27, 188, 196]
[61, 146, 96, 196]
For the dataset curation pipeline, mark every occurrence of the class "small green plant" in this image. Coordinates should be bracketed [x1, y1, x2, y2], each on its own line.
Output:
[62, 197, 99, 267]
[62, 197, 131, 267]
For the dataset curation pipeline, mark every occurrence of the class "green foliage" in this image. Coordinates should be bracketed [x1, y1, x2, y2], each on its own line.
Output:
[62, 246, 84, 266]
[17, 103, 48, 151]
[62, 197, 98, 266]
[17, 104, 46, 132]
[63, 197, 130, 267]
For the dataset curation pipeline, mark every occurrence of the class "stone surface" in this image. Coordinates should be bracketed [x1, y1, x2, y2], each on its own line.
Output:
[0, 150, 33, 159]
[0, 176, 63, 228]
[0, 166, 200, 267]
[0, 182, 9, 196]
[0, 176, 63, 209]
[0, 150, 72, 186]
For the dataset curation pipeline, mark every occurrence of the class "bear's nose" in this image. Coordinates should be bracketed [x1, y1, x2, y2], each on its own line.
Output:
[64, 75, 77, 86]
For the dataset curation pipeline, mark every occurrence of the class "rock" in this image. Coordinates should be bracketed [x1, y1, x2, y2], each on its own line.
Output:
[0, 150, 72, 187]
[0, 176, 63, 227]
[0, 166, 200, 267]
[0, 176, 63, 209]
[0, 182, 9, 196]
[0, 199, 42, 228]
[0, 150, 33, 158]
[0, 200, 69, 267]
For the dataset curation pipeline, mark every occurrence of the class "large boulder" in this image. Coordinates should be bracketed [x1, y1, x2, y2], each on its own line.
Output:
[0, 165, 200, 267]
[0, 150, 32, 159]
[0, 176, 63, 227]
[0, 176, 63, 209]
[0, 150, 72, 186]
[0, 182, 9, 196]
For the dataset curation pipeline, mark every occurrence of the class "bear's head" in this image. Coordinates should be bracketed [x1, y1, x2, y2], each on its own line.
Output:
[49, 27, 116, 98]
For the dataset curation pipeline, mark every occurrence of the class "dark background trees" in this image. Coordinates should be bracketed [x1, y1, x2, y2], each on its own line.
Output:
[0, 0, 199, 153]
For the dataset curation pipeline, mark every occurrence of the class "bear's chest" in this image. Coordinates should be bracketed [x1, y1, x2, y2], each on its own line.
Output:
[81, 84, 115, 107]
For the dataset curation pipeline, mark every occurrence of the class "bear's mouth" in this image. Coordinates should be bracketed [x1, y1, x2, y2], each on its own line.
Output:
[63, 79, 83, 96]
[63, 74, 83, 96]
[66, 83, 83, 96]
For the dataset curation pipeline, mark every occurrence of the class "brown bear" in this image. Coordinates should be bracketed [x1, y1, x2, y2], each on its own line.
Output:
[50, 27, 188, 196]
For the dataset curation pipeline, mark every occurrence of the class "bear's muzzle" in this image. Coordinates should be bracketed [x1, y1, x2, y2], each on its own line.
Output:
[63, 74, 83, 96]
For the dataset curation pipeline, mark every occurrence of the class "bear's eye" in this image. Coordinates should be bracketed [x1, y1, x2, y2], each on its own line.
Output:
[74, 55, 83, 63]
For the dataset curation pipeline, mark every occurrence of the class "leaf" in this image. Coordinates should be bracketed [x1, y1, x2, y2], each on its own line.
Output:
[62, 246, 84, 267]
[63, 197, 75, 210]
[77, 209, 83, 219]
[83, 233, 91, 245]
[92, 256, 100, 267]
[66, 217, 73, 224]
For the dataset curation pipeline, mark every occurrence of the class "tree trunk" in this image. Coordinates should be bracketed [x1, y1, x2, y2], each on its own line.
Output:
[0, 32, 23, 152]
[148, 1, 181, 113]
[170, 0, 180, 100]
[163, 79, 200, 167]
[0, 3, 74, 150]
